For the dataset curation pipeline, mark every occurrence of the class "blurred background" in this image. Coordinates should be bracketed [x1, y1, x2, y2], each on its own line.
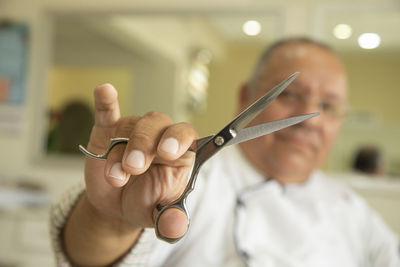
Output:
[0, 0, 399, 265]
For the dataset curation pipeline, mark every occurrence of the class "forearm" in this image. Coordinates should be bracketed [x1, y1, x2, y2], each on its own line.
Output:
[63, 193, 142, 266]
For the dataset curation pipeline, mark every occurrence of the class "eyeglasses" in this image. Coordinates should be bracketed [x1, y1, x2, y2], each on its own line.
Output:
[277, 90, 348, 120]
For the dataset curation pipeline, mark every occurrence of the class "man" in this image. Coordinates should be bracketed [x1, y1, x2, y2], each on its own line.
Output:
[51, 38, 399, 266]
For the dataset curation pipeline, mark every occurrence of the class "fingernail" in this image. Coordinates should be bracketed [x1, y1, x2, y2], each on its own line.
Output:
[160, 137, 179, 155]
[109, 163, 126, 181]
[126, 150, 145, 169]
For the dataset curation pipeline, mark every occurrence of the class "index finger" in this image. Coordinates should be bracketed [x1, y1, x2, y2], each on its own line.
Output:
[94, 83, 121, 128]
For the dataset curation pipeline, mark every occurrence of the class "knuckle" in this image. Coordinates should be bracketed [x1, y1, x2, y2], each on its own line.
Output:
[144, 110, 162, 118]
[134, 117, 155, 132]
[135, 113, 171, 135]
[144, 111, 172, 123]
[131, 132, 154, 149]
[175, 122, 190, 128]
[173, 122, 199, 138]
[178, 122, 195, 131]
[115, 116, 139, 136]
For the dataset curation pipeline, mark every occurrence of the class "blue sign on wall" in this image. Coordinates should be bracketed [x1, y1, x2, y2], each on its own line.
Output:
[0, 21, 29, 105]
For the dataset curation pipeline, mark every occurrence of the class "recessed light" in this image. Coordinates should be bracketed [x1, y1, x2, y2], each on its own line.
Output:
[242, 20, 261, 36]
[358, 33, 381, 49]
[333, 24, 352, 39]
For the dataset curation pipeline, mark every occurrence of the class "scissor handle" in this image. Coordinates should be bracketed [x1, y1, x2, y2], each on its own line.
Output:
[154, 198, 189, 243]
[79, 138, 129, 160]
[79, 134, 226, 243]
[153, 161, 203, 243]
[80, 137, 200, 243]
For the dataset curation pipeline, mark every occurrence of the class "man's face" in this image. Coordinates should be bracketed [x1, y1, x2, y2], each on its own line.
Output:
[239, 43, 348, 182]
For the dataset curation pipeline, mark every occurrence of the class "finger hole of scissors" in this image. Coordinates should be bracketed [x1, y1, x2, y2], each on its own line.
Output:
[155, 204, 189, 243]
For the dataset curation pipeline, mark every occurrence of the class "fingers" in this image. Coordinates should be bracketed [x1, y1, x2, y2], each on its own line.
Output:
[121, 111, 173, 175]
[104, 111, 198, 188]
[94, 83, 121, 128]
[157, 122, 199, 161]
[103, 116, 140, 187]
[107, 161, 130, 187]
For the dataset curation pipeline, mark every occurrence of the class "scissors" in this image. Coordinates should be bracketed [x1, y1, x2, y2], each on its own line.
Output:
[79, 72, 319, 243]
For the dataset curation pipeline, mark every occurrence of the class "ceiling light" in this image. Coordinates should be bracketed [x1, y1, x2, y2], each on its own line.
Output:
[242, 20, 261, 36]
[358, 33, 381, 49]
[333, 24, 352, 39]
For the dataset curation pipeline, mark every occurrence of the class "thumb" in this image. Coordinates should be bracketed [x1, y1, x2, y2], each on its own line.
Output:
[157, 208, 188, 241]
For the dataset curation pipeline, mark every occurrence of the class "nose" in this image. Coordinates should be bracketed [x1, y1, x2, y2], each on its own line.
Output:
[296, 97, 322, 128]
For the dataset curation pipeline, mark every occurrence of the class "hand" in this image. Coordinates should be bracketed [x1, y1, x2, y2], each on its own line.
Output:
[84, 83, 198, 239]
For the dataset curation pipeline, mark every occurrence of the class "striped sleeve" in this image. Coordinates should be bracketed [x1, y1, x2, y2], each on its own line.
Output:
[49, 184, 157, 266]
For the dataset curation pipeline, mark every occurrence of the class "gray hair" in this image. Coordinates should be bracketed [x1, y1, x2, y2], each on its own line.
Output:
[248, 37, 337, 97]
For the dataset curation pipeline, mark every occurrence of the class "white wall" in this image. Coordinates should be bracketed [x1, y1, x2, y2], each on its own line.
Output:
[0, 2, 229, 265]
[0, 0, 227, 179]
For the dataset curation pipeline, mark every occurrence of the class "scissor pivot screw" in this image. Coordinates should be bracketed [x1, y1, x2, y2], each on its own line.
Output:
[214, 136, 225, 146]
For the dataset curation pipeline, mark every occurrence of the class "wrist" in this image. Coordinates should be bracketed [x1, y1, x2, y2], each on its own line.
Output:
[81, 192, 142, 237]
[64, 192, 142, 266]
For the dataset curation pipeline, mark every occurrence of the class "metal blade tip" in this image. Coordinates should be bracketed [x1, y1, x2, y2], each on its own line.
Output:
[301, 112, 320, 120]
[278, 72, 300, 90]
[287, 72, 300, 82]
[309, 112, 320, 118]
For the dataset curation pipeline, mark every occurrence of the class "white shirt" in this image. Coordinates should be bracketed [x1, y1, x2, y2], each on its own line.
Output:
[146, 146, 399, 267]
[51, 145, 400, 267]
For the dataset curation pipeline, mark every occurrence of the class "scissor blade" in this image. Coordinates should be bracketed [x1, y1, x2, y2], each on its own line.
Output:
[225, 113, 319, 147]
[229, 72, 299, 133]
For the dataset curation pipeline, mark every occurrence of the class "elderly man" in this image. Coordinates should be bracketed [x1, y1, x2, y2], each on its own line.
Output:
[51, 38, 399, 266]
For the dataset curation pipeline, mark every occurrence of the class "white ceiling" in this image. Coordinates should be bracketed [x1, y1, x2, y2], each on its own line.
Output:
[53, 0, 400, 55]
[205, 14, 280, 43]
[203, 2, 400, 52]
[322, 10, 400, 52]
